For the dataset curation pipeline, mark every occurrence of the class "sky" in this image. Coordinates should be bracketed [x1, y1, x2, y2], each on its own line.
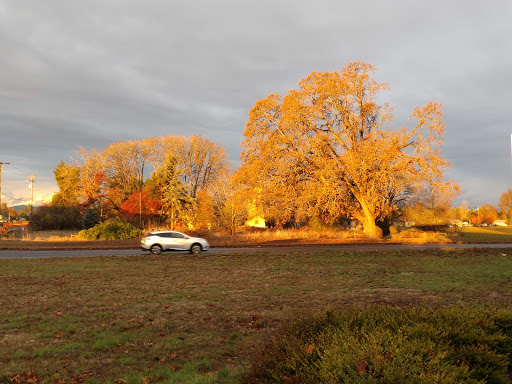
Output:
[0, 1, 511, 209]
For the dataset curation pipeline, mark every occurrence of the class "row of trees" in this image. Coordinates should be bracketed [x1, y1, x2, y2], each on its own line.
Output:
[408, 199, 510, 228]
[38, 61, 512, 237]
[49, 134, 239, 232]
[404, 187, 512, 227]
[0, 203, 18, 220]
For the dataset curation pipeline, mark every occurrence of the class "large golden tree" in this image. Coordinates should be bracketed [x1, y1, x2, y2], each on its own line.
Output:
[240, 62, 459, 238]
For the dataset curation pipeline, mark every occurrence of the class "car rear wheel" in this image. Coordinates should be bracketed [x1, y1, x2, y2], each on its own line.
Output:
[150, 245, 162, 255]
[190, 244, 202, 254]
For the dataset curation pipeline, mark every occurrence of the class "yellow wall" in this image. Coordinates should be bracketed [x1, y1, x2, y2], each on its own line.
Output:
[246, 216, 266, 228]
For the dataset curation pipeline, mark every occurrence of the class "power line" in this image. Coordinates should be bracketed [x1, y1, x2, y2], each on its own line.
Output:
[5, 165, 31, 176]
[0, 192, 26, 202]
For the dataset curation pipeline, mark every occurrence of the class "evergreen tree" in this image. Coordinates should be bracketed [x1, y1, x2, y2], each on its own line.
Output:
[82, 207, 100, 230]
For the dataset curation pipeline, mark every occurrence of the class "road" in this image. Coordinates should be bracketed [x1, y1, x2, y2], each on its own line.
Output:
[1, 243, 512, 259]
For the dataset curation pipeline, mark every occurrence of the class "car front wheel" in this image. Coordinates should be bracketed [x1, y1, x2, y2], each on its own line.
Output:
[190, 244, 202, 254]
[150, 245, 162, 255]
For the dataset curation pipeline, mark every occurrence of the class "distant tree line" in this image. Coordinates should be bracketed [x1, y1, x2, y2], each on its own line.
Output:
[34, 135, 236, 232]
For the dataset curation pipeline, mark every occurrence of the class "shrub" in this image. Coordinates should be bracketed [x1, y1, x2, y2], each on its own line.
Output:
[77, 218, 142, 240]
[245, 306, 512, 384]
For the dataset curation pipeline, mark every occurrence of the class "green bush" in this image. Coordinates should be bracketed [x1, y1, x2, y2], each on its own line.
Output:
[77, 218, 142, 240]
[245, 306, 512, 384]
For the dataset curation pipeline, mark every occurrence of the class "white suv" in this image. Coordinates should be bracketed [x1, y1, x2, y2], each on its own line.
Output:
[141, 231, 209, 255]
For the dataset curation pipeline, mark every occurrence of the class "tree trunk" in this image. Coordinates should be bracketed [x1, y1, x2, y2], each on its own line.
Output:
[361, 217, 381, 239]
[170, 206, 175, 230]
[357, 199, 382, 240]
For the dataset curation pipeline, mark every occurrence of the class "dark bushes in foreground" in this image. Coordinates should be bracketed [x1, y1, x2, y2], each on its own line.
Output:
[29, 204, 82, 230]
[245, 306, 512, 384]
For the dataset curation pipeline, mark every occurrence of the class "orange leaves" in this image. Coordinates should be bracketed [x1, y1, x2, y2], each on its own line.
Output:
[70, 372, 94, 383]
[9, 371, 98, 384]
[499, 189, 512, 215]
[0, 224, 10, 238]
[239, 61, 459, 235]
[477, 204, 499, 225]
[354, 359, 368, 374]
[70, 135, 230, 230]
[8, 372, 42, 383]
[120, 190, 161, 223]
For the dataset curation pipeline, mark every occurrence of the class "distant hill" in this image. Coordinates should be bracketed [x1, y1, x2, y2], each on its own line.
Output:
[12, 205, 38, 211]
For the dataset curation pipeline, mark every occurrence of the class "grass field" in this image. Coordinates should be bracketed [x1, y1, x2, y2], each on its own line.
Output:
[1, 248, 512, 383]
[448, 226, 512, 242]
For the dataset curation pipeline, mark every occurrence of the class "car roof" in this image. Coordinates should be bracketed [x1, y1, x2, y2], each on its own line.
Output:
[148, 230, 182, 234]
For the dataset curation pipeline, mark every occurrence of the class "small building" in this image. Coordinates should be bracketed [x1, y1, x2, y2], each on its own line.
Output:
[492, 220, 508, 227]
[246, 216, 266, 228]
[395, 220, 415, 228]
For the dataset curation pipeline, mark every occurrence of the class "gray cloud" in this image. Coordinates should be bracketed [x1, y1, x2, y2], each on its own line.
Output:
[0, 0, 510, 207]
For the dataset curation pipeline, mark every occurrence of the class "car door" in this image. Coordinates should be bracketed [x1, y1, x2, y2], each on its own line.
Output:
[154, 233, 169, 250]
[171, 232, 190, 250]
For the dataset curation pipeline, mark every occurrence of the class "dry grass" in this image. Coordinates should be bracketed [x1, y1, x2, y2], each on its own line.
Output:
[1, 248, 512, 383]
[0, 238, 139, 250]
[2, 225, 512, 252]
[28, 230, 80, 241]
[391, 228, 451, 243]
[205, 227, 379, 247]
[448, 226, 512, 242]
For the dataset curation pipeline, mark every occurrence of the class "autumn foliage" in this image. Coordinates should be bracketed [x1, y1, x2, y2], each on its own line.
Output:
[120, 190, 161, 225]
[54, 135, 231, 230]
[239, 62, 459, 238]
[49, 63, 465, 236]
[499, 189, 512, 222]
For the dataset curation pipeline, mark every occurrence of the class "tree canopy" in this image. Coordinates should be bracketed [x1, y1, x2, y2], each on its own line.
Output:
[499, 189, 512, 220]
[54, 135, 230, 229]
[239, 62, 459, 238]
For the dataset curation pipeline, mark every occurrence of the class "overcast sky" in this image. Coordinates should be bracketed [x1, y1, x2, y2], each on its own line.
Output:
[0, 1, 511, 209]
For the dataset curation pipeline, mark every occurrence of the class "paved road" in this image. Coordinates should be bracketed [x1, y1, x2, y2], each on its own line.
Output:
[1, 243, 512, 259]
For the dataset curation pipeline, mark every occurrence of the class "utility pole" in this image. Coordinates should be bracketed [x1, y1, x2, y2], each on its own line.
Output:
[0, 162, 10, 220]
[28, 175, 36, 218]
